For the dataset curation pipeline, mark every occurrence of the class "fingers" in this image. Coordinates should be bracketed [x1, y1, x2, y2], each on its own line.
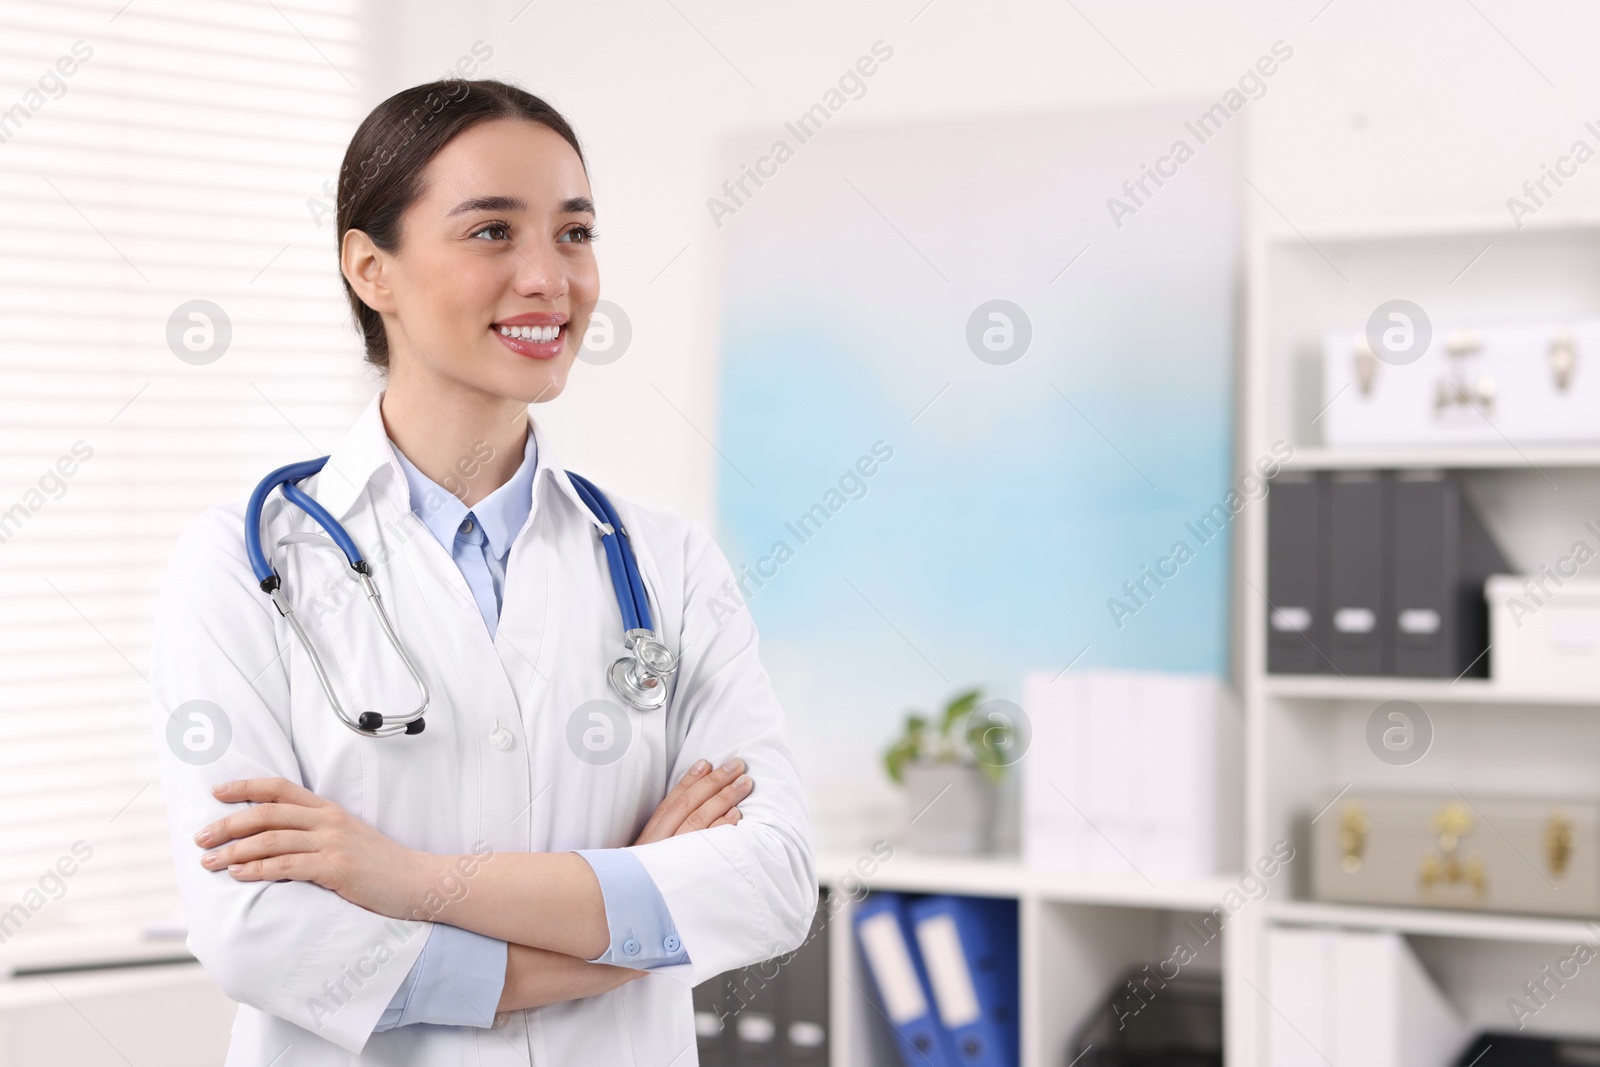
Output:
[678, 773, 753, 834]
[212, 776, 327, 808]
[199, 828, 314, 871]
[641, 757, 748, 842]
[633, 759, 714, 843]
[669, 758, 746, 821]
[218, 850, 339, 886]
[194, 796, 322, 848]
[707, 807, 742, 829]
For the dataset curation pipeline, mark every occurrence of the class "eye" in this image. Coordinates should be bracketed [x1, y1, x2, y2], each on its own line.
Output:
[470, 221, 512, 241]
[559, 223, 599, 244]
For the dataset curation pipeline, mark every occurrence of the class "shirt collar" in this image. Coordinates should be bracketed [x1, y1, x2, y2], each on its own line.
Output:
[310, 389, 602, 534]
[392, 425, 538, 560]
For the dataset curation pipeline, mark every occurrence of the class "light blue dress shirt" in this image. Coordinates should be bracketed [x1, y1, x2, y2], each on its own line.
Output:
[375, 427, 688, 1032]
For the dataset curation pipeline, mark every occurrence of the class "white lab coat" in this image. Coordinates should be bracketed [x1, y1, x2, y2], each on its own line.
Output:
[148, 392, 817, 1065]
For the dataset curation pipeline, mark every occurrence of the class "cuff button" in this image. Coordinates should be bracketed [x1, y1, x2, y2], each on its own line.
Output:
[622, 938, 641, 956]
[663, 935, 680, 952]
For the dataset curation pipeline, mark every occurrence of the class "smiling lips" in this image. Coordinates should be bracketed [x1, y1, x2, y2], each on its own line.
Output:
[492, 316, 567, 360]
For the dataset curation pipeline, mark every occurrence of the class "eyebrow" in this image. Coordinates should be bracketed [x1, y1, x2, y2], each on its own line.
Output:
[446, 195, 595, 217]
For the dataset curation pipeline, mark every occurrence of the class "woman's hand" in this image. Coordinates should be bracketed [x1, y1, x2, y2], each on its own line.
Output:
[194, 777, 427, 920]
[632, 757, 753, 846]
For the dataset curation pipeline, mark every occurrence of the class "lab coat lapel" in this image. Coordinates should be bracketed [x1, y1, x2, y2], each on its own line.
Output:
[489, 419, 599, 724]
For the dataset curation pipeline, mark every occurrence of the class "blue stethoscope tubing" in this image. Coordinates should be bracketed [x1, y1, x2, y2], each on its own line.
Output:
[565, 470, 650, 632]
[244, 456, 677, 737]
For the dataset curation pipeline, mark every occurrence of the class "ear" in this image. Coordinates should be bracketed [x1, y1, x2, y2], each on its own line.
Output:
[340, 228, 397, 314]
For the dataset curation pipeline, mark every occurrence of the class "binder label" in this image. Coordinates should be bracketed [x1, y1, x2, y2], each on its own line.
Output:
[858, 911, 929, 1023]
[914, 914, 982, 1028]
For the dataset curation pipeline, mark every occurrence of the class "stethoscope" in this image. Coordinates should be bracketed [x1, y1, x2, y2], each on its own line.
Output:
[243, 457, 678, 737]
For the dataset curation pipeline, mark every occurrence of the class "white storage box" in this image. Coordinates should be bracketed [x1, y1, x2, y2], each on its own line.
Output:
[1322, 318, 1600, 447]
[1020, 671, 1241, 878]
[1488, 574, 1600, 689]
[1267, 927, 1467, 1067]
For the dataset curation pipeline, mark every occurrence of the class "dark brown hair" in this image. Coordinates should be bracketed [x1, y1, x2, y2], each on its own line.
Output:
[335, 79, 587, 372]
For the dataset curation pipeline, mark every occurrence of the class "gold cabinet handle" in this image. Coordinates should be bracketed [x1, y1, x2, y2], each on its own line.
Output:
[1340, 805, 1369, 873]
[1547, 811, 1576, 878]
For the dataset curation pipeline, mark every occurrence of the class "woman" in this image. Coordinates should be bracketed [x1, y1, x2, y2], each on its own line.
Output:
[149, 79, 817, 1066]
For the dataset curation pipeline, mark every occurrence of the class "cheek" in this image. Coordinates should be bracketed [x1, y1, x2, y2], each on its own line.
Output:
[567, 254, 600, 304]
[567, 308, 594, 351]
[414, 258, 502, 348]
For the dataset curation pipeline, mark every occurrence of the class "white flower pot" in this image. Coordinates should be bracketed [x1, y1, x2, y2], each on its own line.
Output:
[902, 760, 997, 856]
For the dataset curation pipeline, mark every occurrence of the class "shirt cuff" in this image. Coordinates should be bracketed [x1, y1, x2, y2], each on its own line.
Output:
[374, 923, 508, 1031]
[575, 848, 692, 971]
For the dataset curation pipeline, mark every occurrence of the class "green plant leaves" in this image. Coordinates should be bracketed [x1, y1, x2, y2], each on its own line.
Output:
[885, 687, 1012, 784]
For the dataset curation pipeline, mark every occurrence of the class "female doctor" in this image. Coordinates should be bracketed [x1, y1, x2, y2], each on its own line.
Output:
[148, 79, 817, 1066]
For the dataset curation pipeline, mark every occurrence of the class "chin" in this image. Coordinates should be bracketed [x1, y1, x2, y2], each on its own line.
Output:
[508, 361, 571, 405]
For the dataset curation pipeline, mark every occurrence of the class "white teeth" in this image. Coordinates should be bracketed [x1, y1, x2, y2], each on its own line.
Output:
[497, 324, 561, 342]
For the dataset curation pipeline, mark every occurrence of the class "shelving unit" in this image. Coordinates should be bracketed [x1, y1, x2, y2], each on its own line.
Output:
[1239, 212, 1600, 1061]
[816, 211, 1600, 1066]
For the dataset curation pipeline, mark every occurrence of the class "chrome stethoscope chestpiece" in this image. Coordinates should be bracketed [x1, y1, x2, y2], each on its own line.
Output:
[630, 630, 676, 676]
[609, 627, 678, 711]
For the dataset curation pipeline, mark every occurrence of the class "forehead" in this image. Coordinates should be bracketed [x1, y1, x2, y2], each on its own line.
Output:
[416, 118, 591, 212]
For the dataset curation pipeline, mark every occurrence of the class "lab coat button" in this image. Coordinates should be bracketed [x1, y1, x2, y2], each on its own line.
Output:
[622, 938, 641, 956]
[663, 935, 680, 953]
[489, 725, 514, 751]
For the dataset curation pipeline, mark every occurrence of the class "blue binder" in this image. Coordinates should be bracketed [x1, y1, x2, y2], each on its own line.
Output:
[853, 891, 957, 1067]
[906, 895, 1019, 1067]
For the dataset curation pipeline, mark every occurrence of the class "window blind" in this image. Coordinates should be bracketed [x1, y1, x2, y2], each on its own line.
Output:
[0, 0, 370, 961]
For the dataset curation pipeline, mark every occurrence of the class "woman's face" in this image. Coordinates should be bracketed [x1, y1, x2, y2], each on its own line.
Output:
[349, 118, 600, 404]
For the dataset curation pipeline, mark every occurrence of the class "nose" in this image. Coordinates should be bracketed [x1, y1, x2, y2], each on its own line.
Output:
[510, 240, 568, 302]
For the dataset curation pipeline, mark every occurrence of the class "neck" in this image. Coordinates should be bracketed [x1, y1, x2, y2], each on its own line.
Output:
[379, 368, 530, 509]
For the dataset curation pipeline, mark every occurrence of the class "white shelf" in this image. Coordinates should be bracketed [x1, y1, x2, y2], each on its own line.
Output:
[1283, 444, 1600, 470]
[816, 849, 1238, 910]
[1267, 899, 1600, 946]
[1264, 674, 1600, 706]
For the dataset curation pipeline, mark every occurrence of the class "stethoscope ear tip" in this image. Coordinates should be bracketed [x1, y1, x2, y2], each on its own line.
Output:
[405, 718, 426, 735]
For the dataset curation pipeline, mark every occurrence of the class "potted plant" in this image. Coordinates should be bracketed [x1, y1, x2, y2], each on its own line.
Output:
[883, 687, 1015, 855]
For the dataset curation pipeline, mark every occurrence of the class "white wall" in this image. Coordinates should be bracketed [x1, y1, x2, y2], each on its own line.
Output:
[364, 0, 1600, 527]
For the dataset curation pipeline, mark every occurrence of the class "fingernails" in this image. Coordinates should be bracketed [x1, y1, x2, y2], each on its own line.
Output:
[200, 851, 220, 868]
[718, 757, 744, 774]
[227, 864, 244, 874]
[210, 782, 228, 795]
[193, 828, 213, 846]
[735, 774, 752, 791]
[690, 759, 710, 775]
